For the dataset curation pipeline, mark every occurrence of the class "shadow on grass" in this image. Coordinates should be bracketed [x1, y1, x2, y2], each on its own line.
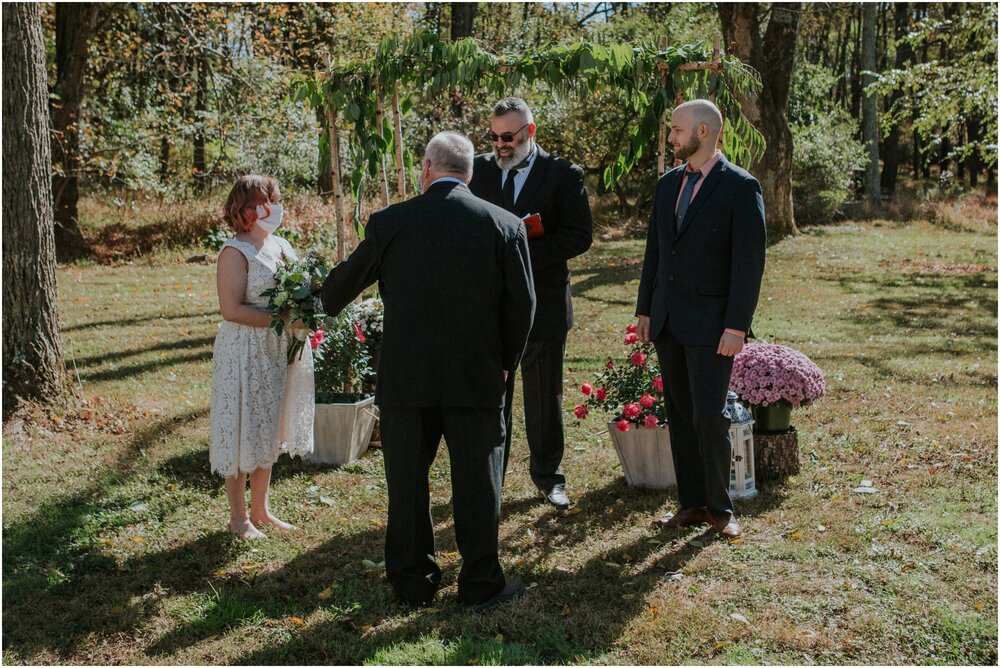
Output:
[74, 335, 216, 369]
[79, 349, 214, 383]
[62, 310, 215, 333]
[157, 445, 347, 493]
[571, 263, 643, 307]
[1, 408, 212, 657]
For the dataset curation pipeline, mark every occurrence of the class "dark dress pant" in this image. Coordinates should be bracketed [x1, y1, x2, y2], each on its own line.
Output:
[653, 322, 734, 516]
[379, 405, 506, 606]
[502, 334, 567, 491]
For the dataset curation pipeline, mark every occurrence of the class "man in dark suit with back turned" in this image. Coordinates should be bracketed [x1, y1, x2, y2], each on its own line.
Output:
[635, 99, 766, 540]
[470, 97, 593, 510]
[322, 132, 535, 612]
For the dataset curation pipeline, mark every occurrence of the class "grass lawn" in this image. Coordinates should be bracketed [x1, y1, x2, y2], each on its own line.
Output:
[2, 211, 997, 665]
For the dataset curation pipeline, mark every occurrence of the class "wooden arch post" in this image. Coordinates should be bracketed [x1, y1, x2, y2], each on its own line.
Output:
[327, 107, 348, 262]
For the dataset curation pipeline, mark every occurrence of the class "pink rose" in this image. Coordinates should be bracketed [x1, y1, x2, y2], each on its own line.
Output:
[574, 404, 588, 419]
[623, 332, 639, 345]
[653, 375, 663, 393]
[605, 360, 615, 369]
[630, 351, 647, 367]
[581, 382, 594, 396]
[352, 320, 367, 344]
[640, 393, 654, 408]
[309, 329, 325, 350]
[623, 402, 642, 419]
[616, 419, 630, 432]
[643, 414, 660, 429]
[626, 324, 637, 333]
[595, 388, 607, 401]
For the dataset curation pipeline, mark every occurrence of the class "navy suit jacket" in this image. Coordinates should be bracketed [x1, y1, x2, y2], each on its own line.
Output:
[321, 181, 535, 408]
[635, 155, 766, 345]
[470, 147, 592, 341]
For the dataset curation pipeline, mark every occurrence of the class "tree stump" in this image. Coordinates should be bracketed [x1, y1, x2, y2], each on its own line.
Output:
[753, 427, 799, 481]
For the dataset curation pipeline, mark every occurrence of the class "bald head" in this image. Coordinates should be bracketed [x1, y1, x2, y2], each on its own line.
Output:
[673, 99, 723, 136]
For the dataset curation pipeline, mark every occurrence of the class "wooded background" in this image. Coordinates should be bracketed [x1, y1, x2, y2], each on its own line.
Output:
[2, 1, 998, 414]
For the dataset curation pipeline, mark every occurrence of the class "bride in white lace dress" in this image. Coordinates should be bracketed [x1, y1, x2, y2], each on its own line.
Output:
[210, 175, 314, 539]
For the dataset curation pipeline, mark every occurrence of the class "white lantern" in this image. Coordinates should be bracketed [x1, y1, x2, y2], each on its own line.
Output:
[727, 391, 757, 500]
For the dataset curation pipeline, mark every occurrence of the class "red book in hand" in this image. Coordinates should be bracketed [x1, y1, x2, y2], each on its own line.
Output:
[522, 213, 544, 239]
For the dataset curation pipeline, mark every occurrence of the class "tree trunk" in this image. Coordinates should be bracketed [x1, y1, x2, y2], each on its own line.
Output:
[51, 3, 98, 262]
[719, 2, 801, 241]
[450, 2, 477, 39]
[965, 116, 982, 188]
[861, 2, 880, 203]
[192, 53, 209, 193]
[849, 4, 862, 121]
[881, 2, 911, 195]
[3, 2, 66, 418]
[317, 106, 334, 198]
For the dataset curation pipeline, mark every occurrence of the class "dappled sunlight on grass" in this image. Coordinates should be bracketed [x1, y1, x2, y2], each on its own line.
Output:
[2, 217, 996, 664]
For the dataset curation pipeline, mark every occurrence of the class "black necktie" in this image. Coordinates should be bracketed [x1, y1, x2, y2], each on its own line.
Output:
[676, 171, 701, 231]
[502, 167, 519, 210]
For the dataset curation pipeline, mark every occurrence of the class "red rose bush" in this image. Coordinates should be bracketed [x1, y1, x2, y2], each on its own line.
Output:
[573, 325, 666, 432]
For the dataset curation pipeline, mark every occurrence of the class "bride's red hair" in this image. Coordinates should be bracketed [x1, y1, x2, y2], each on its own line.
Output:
[222, 175, 281, 233]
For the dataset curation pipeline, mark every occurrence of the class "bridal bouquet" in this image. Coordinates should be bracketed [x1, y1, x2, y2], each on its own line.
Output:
[573, 324, 666, 432]
[260, 252, 332, 363]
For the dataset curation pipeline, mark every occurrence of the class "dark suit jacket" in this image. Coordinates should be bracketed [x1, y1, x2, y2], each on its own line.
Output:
[321, 181, 535, 408]
[470, 146, 592, 341]
[635, 155, 766, 345]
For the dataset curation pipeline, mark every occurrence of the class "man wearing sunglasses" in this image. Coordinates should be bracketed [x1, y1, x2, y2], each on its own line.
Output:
[470, 97, 593, 511]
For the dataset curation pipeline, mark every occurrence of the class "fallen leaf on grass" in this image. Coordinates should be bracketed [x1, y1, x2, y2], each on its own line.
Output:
[648, 605, 658, 619]
[494, 633, 503, 643]
[317, 587, 334, 600]
[708, 641, 728, 657]
[974, 601, 984, 612]
[564, 506, 582, 517]
[730, 612, 749, 624]
[561, 604, 571, 616]
[287, 616, 305, 626]
[358, 624, 374, 634]
[131, 536, 145, 543]
[788, 530, 803, 541]
[422, 607, 440, 614]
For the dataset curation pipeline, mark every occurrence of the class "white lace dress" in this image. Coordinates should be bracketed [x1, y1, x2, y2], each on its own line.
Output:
[209, 236, 314, 477]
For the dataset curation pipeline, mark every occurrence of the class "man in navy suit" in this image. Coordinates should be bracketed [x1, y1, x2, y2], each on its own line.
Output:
[635, 99, 766, 539]
[470, 97, 593, 511]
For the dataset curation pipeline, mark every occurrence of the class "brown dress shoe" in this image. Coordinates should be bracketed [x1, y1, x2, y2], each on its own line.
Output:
[652, 506, 710, 529]
[709, 511, 744, 539]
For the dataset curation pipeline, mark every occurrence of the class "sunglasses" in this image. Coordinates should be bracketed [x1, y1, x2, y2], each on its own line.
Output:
[486, 123, 530, 143]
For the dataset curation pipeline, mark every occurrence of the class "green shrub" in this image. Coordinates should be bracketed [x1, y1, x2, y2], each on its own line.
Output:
[791, 115, 868, 225]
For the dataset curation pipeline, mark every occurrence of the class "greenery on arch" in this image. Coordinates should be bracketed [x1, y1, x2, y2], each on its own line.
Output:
[292, 30, 764, 203]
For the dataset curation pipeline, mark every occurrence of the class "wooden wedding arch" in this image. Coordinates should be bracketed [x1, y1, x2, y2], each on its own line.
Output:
[292, 31, 764, 259]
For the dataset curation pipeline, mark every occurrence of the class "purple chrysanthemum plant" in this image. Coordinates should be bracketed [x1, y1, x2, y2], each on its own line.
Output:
[729, 342, 826, 408]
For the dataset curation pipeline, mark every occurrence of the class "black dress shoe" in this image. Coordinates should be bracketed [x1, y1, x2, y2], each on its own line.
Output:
[539, 483, 571, 510]
[469, 578, 526, 613]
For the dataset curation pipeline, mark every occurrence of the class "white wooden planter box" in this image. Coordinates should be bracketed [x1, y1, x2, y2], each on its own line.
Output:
[608, 421, 757, 497]
[608, 423, 677, 489]
[308, 396, 378, 466]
